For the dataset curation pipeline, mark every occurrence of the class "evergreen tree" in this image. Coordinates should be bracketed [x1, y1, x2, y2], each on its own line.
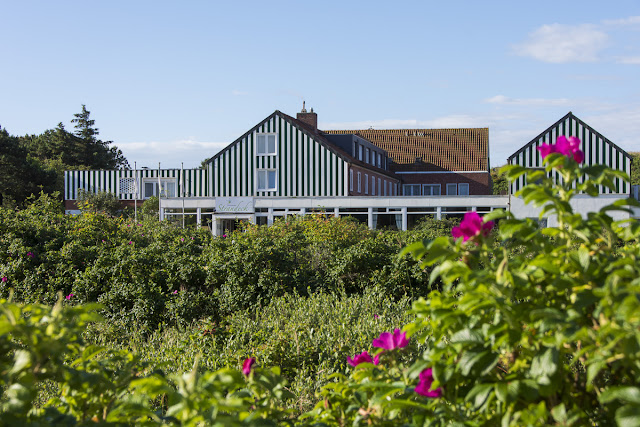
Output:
[0, 126, 54, 206]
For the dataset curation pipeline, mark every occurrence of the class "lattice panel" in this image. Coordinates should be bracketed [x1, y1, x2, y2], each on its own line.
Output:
[119, 178, 138, 194]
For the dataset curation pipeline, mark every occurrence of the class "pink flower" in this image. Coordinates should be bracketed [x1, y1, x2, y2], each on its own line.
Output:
[451, 212, 494, 242]
[374, 314, 379, 320]
[172, 290, 178, 294]
[347, 351, 380, 367]
[26, 252, 34, 258]
[222, 234, 227, 238]
[415, 368, 442, 398]
[372, 329, 409, 350]
[65, 293, 74, 300]
[1, 277, 7, 283]
[128, 241, 133, 245]
[181, 238, 184, 242]
[242, 357, 256, 376]
[537, 136, 584, 164]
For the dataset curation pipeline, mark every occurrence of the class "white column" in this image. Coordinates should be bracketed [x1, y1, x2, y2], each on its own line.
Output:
[268, 208, 274, 226]
[436, 206, 442, 220]
[367, 207, 374, 229]
[401, 207, 408, 231]
[196, 208, 202, 226]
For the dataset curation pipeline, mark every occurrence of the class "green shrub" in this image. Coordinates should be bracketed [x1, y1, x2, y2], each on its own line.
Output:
[305, 149, 640, 425]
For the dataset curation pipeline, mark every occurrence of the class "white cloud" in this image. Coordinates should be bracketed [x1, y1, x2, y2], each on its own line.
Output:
[117, 139, 228, 168]
[485, 95, 571, 106]
[232, 90, 249, 96]
[616, 56, 640, 64]
[513, 23, 609, 63]
[603, 16, 640, 27]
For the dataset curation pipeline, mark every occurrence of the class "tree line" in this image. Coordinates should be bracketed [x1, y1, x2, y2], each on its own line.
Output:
[0, 105, 129, 207]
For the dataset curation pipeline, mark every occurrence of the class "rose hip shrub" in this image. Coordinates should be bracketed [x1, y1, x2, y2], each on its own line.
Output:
[304, 140, 640, 426]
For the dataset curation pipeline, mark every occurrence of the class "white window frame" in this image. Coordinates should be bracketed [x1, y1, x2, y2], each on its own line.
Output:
[350, 169, 354, 191]
[403, 184, 421, 196]
[372, 176, 376, 195]
[446, 183, 458, 196]
[365, 173, 369, 194]
[378, 178, 381, 196]
[377, 153, 382, 168]
[256, 133, 278, 156]
[143, 178, 177, 199]
[256, 169, 278, 192]
[423, 184, 441, 196]
[357, 172, 361, 192]
[458, 183, 469, 196]
[365, 148, 370, 164]
[358, 145, 363, 161]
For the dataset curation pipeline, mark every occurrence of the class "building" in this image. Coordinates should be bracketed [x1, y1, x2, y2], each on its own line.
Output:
[64, 108, 637, 234]
[507, 111, 637, 223]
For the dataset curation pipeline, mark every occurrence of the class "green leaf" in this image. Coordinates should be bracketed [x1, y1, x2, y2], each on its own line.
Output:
[530, 347, 558, 379]
[600, 386, 640, 405]
[466, 383, 493, 409]
[450, 328, 483, 345]
[615, 405, 640, 427]
[495, 383, 508, 403]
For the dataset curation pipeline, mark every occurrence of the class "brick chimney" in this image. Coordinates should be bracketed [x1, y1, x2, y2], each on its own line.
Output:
[296, 101, 317, 131]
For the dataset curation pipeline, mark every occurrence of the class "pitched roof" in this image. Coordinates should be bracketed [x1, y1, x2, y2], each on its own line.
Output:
[278, 111, 398, 179]
[507, 111, 632, 162]
[323, 128, 489, 172]
[205, 110, 398, 180]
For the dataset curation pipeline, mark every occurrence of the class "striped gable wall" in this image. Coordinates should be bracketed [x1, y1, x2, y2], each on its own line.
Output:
[210, 112, 348, 197]
[509, 112, 632, 195]
[64, 168, 209, 200]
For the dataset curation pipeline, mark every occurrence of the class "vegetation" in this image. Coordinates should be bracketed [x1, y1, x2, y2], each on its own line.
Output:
[1, 144, 639, 425]
[0, 105, 128, 207]
[491, 165, 508, 195]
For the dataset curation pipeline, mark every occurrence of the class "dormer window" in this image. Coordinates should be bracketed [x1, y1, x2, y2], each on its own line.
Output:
[257, 133, 277, 156]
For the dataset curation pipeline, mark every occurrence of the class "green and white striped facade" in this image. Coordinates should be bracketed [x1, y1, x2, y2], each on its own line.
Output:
[208, 111, 349, 198]
[508, 112, 632, 195]
[64, 168, 209, 201]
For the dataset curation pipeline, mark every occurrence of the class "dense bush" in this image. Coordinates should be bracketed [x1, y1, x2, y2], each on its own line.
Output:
[305, 145, 640, 425]
[1, 144, 639, 424]
[0, 204, 448, 328]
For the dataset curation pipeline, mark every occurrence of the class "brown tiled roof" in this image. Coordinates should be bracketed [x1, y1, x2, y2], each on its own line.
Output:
[323, 128, 489, 172]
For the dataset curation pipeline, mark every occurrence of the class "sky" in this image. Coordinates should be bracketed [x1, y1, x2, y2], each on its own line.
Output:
[1, 0, 639, 169]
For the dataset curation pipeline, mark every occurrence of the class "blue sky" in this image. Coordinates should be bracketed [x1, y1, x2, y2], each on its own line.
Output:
[1, 0, 639, 168]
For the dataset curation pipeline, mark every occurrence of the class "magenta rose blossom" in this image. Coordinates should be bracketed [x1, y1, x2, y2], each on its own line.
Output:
[242, 357, 256, 376]
[537, 136, 584, 163]
[65, 293, 74, 300]
[372, 329, 409, 350]
[451, 212, 494, 242]
[415, 368, 442, 398]
[1, 277, 7, 283]
[347, 351, 380, 367]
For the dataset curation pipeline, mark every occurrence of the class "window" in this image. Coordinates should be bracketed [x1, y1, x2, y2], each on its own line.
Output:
[365, 148, 370, 164]
[365, 174, 369, 194]
[256, 134, 277, 155]
[350, 169, 354, 191]
[358, 145, 363, 161]
[372, 176, 376, 195]
[423, 184, 441, 196]
[143, 179, 177, 198]
[357, 172, 361, 192]
[378, 178, 381, 196]
[458, 183, 469, 196]
[446, 183, 457, 195]
[377, 153, 382, 168]
[403, 184, 421, 196]
[353, 142, 357, 157]
[257, 169, 277, 191]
